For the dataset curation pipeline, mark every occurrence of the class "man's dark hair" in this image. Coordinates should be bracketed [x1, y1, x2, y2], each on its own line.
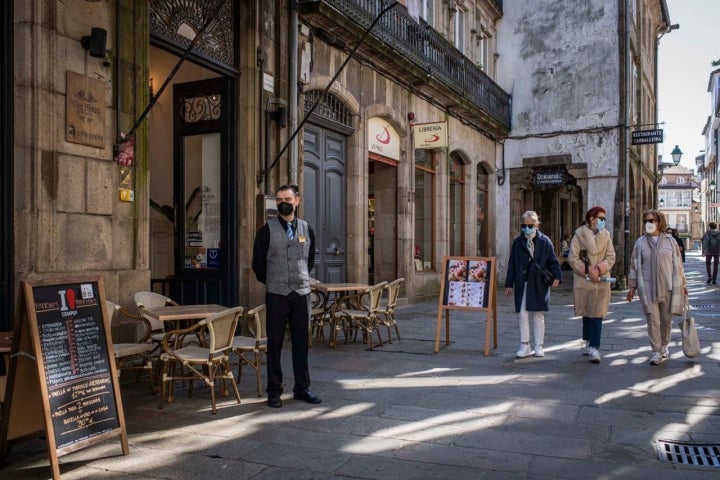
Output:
[276, 184, 299, 196]
[710, 222, 718, 230]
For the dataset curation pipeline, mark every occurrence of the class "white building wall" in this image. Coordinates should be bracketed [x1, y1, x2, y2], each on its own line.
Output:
[493, 0, 623, 278]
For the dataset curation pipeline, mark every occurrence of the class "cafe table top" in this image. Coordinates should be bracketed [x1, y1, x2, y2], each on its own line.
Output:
[311, 282, 370, 294]
[141, 304, 228, 322]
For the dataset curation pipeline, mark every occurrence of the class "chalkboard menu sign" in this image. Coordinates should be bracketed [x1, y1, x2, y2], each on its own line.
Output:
[434, 256, 497, 356]
[0, 278, 128, 480]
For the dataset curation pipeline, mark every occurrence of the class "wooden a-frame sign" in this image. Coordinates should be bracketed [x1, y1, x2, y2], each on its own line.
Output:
[0, 277, 128, 479]
[434, 256, 498, 355]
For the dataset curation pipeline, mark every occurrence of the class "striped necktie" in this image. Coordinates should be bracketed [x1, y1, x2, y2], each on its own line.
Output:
[286, 222, 294, 240]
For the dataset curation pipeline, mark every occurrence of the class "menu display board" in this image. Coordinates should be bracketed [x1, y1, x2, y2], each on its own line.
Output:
[0, 278, 128, 480]
[434, 256, 497, 356]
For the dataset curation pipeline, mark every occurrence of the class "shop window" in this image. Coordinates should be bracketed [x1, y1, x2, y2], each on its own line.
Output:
[414, 150, 435, 271]
[449, 155, 464, 256]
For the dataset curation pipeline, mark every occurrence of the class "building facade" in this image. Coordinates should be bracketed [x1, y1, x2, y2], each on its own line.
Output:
[494, 0, 671, 285]
[0, 1, 675, 329]
[657, 164, 697, 251]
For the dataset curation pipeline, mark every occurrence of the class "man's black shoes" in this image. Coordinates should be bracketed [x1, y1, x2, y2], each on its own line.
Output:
[267, 397, 283, 408]
[293, 391, 322, 404]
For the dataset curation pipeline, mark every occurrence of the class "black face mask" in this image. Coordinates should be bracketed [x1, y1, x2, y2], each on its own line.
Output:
[277, 201, 294, 216]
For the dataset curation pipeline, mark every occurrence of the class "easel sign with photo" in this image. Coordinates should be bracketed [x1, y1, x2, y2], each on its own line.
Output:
[0, 277, 128, 480]
[434, 256, 497, 355]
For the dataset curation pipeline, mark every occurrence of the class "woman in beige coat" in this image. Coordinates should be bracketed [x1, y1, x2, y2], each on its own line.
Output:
[627, 210, 687, 365]
[567, 206, 616, 363]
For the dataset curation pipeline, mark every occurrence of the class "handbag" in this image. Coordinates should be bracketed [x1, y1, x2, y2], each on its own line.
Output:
[678, 300, 700, 358]
[530, 259, 555, 286]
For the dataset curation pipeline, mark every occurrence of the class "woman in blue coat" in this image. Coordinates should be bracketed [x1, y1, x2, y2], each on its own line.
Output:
[504, 211, 562, 358]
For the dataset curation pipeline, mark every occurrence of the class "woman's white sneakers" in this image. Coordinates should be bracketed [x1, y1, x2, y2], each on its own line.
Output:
[649, 352, 665, 365]
[516, 343, 533, 358]
[588, 348, 601, 363]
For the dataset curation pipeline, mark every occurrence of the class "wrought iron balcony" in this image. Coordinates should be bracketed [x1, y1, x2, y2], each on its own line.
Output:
[298, 0, 511, 138]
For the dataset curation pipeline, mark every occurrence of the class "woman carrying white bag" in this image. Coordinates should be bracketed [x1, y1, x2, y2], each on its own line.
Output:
[626, 210, 690, 364]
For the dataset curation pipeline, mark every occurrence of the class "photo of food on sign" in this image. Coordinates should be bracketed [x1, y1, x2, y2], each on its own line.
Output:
[447, 260, 468, 282]
[468, 261, 487, 282]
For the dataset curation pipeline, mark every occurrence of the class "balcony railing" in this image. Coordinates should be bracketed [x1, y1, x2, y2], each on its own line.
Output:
[299, 0, 511, 135]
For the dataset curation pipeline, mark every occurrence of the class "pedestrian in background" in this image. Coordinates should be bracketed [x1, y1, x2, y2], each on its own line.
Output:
[666, 228, 685, 263]
[560, 233, 572, 270]
[567, 206, 616, 363]
[505, 211, 562, 358]
[252, 184, 321, 407]
[701, 222, 720, 284]
[627, 210, 687, 365]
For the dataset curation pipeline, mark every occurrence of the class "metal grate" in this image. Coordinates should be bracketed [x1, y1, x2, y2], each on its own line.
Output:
[656, 439, 720, 467]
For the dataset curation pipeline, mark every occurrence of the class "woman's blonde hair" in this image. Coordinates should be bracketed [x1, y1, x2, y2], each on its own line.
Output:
[521, 210, 539, 225]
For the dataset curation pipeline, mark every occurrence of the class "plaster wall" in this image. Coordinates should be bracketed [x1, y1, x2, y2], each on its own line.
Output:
[494, 0, 623, 280]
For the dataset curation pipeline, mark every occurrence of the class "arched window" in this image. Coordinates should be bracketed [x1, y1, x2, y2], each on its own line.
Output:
[476, 164, 489, 256]
[449, 154, 465, 256]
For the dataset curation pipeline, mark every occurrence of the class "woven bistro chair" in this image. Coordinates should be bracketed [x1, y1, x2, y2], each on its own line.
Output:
[104, 300, 155, 391]
[376, 277, 405, 343]
[158, 306, 244, 414]
[330, 281, 388, 350]
[230, 305, 267, 397]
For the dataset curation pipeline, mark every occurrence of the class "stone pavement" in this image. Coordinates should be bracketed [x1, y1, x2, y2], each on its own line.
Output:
[2, 251, 719, 479]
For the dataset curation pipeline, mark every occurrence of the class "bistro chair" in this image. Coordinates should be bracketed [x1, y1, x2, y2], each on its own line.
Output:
[134, 291, 180, 353]
[310, 287, 330, 343]
[158, 306, 244, 414]
[104, 300, 155, 391]
[376, 277, 405, 343]
[330, 281, 388, 350]
[230, 305, 267, 397]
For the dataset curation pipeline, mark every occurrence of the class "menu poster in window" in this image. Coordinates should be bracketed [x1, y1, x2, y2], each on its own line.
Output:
[0, 278, 128, 480]
[442, 259, 490, 308]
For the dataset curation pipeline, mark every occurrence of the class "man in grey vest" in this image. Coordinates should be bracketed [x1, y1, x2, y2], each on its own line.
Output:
[252, 185, 320, 408]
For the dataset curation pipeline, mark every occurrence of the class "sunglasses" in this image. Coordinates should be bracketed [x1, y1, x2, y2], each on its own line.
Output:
[520, 224, 535, 229]
[644, 219, 658, 223]
[596, 217, 606, 221]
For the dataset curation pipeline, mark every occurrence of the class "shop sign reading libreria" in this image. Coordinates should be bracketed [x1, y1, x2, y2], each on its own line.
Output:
[413, 121, 448, 149]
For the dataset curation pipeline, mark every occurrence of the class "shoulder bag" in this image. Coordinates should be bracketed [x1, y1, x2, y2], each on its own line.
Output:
[678, 300, 700, 358]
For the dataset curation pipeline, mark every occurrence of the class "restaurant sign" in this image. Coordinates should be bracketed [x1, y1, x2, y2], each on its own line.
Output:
[534, 168, 567, 188]
[631, 129, 664, 145]
[413, 122, 448, 149]
[66, 71, 105, 148]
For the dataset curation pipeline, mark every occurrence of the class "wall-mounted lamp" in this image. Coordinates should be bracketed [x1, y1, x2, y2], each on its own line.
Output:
[564, 174, 577, 193]
[670, 145, 683, 166]
[711, 180, 717, 191]
[659, 198, 665, 208]
[496, 168, 506, 186]
[694, 206, 699, 213]
[81, 27, 107, 58]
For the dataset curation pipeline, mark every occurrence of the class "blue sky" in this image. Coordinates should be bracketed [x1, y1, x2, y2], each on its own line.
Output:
[657, 0, 718, 170]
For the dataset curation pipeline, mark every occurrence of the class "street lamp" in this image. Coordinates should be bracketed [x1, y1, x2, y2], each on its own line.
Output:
[659, 198, 665, 208]
[711, 180, 717, 191]
[670, 145, 683, 166]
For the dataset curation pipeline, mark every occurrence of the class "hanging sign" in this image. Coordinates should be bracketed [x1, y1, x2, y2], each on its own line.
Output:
[368, 117, 400, 160]
[413, 122, 448, 149]
[631, 129, 664, 145]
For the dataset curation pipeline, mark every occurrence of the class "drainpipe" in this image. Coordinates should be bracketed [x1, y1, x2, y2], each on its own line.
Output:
[288, 1, 299, 184]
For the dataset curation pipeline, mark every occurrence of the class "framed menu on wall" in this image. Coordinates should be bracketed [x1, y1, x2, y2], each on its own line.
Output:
[0, 277, 128, 480]
[434, 256, 497, 355]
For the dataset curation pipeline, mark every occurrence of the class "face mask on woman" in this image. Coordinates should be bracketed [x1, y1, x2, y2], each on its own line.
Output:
[596, 219, 606, 231]
[521, 225, 536, 237]
[645, 221, 657, 235]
